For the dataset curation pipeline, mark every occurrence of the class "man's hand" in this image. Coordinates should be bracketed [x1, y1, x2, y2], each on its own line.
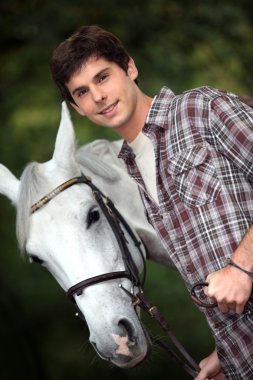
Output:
[194, 349, 225, 380]
[205, 265, 252, 314]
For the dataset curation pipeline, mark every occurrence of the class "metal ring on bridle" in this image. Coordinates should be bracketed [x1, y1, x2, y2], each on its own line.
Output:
[191, 282, 217, 308]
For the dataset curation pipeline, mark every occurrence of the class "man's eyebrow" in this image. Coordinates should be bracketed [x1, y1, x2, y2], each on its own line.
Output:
[93, 67, 110, 80]
[71, 86, 86, 97]
[71, 67, 110, 97]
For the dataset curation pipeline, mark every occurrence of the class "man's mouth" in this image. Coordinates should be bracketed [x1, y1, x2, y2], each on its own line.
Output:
[99, 101, 118, 115]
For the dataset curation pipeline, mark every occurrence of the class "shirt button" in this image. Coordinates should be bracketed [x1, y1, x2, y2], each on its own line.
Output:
[186, 263, 195, 273]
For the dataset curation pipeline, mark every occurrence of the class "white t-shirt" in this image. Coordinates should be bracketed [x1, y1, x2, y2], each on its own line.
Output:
[129, 132, 159, 204]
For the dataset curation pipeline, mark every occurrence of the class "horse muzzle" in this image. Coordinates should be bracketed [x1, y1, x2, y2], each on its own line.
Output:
[89, 317, 151, 368]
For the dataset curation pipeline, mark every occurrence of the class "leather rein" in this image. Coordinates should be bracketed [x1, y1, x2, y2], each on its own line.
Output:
[31, 173, 200, 377]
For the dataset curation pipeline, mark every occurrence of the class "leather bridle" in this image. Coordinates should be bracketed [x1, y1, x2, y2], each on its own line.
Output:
[31, 174, 146, 296]
[31, 173, 203, 378]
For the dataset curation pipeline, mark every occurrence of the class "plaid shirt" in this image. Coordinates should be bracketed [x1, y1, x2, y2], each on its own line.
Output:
[119, 86, 253, 289]
[120, 86, 253, 378]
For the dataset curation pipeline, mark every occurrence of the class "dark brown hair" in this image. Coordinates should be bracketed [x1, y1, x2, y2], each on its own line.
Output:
[51, 25, 131, 103]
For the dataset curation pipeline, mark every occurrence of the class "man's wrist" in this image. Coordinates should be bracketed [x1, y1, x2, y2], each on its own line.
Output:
[228, 259, 253, 279]
[232, 225, 253, 272]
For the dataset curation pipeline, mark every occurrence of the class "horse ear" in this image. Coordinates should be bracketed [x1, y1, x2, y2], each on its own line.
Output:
[52, 101, 76, 166]
[0, 164, 20, 206]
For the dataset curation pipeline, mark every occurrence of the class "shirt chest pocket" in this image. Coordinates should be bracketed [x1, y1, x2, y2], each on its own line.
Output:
[167, 146, 221, 208]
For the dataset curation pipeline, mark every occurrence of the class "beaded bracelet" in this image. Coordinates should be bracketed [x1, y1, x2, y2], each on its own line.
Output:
[228, 259, 253, 278]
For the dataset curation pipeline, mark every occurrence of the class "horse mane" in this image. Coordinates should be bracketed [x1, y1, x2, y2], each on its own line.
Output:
[77, 139, 126, 171]
[76, 144, 122, 181]
[16, 146, 122, 253]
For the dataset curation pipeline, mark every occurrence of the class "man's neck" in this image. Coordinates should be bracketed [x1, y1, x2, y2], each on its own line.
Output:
[115, 91, 153, 143]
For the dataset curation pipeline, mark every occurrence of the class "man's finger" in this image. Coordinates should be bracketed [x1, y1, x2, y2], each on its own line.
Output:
[217, 302, 229, 313]
[235, 301, 245, 315]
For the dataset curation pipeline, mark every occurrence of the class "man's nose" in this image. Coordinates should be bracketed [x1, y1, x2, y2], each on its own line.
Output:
[91, 87, 106, 103]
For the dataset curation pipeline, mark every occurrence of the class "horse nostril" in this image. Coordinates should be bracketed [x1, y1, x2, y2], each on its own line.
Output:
[118, 318, 137, 345]
[127, 338, 137, 348]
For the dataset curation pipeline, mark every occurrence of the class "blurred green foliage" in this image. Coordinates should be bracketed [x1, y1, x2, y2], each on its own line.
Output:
[0, 0, 252, 379]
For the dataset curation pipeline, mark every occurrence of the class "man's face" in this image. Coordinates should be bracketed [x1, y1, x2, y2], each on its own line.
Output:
[66, 56, 139, 133]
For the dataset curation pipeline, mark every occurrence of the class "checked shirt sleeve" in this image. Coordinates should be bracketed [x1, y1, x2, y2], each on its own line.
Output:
[210, 94, 253, 181]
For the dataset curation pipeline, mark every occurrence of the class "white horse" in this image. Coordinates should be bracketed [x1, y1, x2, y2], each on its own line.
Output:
[0, 103, 173, 369]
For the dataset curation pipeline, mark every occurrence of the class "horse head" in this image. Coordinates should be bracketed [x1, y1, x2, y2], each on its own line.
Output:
[0, 102, 151, 368]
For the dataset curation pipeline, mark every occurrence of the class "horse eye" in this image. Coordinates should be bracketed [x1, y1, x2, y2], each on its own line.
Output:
[87, 207, 100, 228]
[30, 254, 44, 265]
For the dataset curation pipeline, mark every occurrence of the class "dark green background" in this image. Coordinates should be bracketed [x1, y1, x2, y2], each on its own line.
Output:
[0, 1, 252, 379]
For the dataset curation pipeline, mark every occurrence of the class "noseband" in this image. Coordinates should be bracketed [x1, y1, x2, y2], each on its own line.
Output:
[31, 173, 203, 378]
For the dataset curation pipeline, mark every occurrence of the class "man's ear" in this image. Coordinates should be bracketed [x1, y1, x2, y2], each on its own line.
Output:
[69, 102, 86, 116]
[127, 57, 138, 81]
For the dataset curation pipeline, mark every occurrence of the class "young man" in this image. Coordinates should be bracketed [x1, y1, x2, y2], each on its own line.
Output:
[51, 25, 253, 380]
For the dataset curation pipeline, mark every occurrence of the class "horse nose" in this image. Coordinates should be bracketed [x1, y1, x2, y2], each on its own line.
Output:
[89, 316, 138, 359]
[118, 317, 137, 346]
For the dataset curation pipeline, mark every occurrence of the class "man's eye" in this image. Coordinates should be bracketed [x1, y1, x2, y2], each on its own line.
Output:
[99, 74, 108, 82]
[78, 89, 87, 97]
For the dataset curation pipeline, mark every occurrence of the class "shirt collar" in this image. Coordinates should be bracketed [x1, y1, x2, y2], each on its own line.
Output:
[118, 86, 175, 160]
[145, 86, 175, 129]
